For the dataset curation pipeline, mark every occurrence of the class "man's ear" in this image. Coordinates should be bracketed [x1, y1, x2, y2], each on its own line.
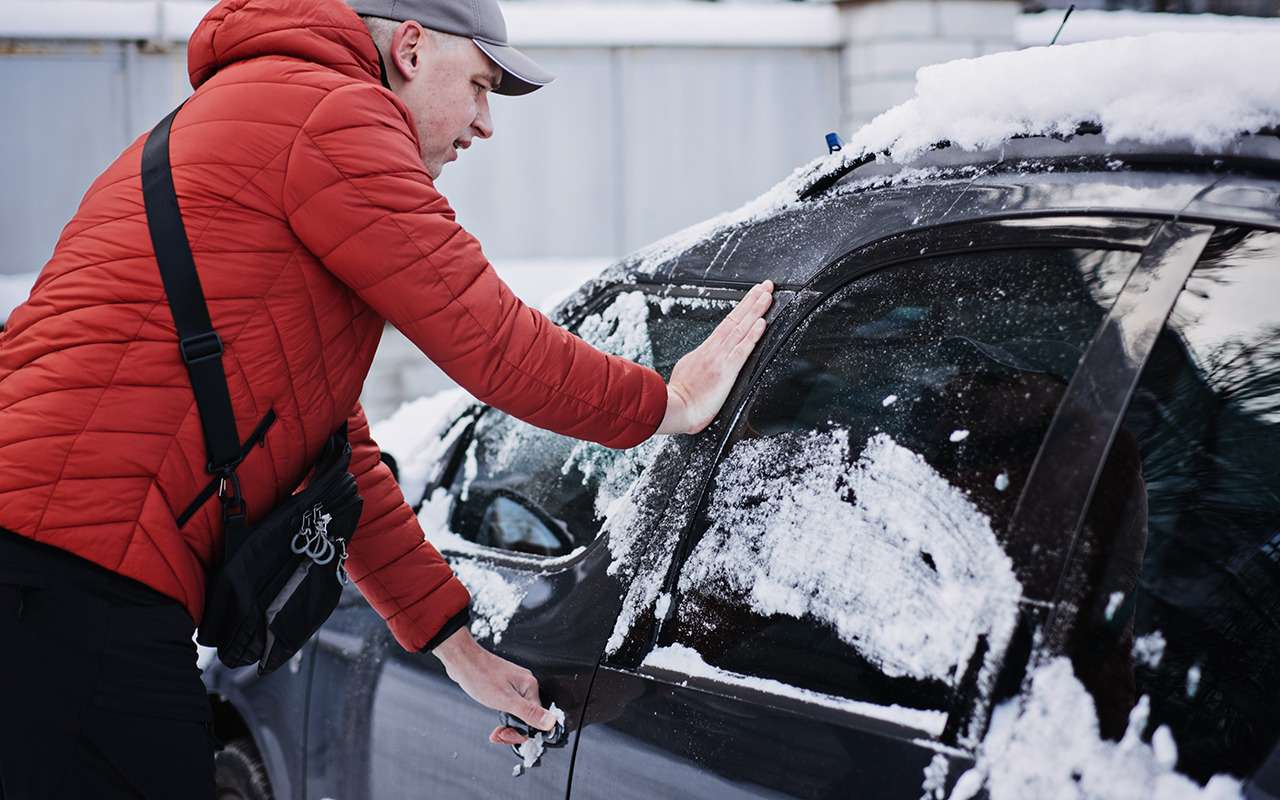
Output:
[390, 21, 425, 81]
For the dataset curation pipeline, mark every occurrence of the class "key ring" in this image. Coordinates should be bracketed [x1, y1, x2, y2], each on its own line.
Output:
[336, 539, 350, 585]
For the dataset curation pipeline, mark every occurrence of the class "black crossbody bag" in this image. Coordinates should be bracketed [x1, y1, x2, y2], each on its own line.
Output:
[141, 105, 363, 676]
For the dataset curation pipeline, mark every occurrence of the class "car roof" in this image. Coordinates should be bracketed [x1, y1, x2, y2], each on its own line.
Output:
[585, 30, 1280, 294]
[603, 136, 1280, 292]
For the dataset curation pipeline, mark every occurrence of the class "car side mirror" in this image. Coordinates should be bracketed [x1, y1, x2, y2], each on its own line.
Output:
[476, 493, 574, 557]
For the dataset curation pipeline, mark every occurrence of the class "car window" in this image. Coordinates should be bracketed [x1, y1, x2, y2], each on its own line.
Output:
[1065, 228, 1280, 782]
[444, 290, 736, 557]
[664, 246, 1138, 722]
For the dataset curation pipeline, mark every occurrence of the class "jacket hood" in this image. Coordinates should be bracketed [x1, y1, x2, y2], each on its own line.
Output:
[189, 0, 382, 89]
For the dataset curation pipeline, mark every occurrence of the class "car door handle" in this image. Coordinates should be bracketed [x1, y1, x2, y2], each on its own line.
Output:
[500, 709, 568, 776]
[498, 710, 567, 748]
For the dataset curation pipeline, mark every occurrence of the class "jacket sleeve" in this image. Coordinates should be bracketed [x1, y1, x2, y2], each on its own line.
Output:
[343, 403, 470, 652]
[284, 82, 667, 449]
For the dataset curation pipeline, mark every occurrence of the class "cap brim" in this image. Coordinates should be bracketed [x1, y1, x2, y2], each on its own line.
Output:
[472, 39, 554, 96]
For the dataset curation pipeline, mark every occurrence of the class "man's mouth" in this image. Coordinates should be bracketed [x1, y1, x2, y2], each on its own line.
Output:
[446, 140, 470, 165]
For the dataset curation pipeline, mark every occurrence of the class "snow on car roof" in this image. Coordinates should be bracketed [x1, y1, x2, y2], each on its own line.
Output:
[851, 31, 1280, 164]
[623, 31, 1280, 276]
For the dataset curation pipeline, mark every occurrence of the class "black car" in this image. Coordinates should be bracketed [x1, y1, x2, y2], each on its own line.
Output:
[204, 129, 1280, 799]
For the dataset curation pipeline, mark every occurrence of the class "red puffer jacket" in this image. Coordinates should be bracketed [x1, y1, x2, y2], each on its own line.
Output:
[0, 0, 666, 651]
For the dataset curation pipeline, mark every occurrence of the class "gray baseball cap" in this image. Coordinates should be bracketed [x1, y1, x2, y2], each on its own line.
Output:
[349, 0, 554, 96]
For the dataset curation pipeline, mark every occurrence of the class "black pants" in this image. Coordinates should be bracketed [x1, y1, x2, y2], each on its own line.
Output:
[0, 530, 214, 799]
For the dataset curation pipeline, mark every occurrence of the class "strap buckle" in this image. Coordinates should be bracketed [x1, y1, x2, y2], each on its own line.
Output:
[179, 331, 223, 365]
[218, 468, 247, 523]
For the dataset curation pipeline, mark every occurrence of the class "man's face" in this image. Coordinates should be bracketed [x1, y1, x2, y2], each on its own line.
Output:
[386, 22, 501, 179]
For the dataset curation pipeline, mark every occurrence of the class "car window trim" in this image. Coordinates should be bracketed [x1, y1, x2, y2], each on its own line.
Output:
[621, 663, 965, 746]
[1009, 223, 1216, 615]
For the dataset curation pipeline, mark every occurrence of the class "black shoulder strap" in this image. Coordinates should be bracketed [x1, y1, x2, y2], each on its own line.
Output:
[141, 105, 242, 474]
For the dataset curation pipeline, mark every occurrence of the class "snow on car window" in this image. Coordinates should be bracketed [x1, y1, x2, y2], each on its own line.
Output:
[602, 435, 706, 657]
[481, 291, 660, 519]
[452, 292, 732, 556]
[949, 657, 1244, 800]
[679, 429, 1020, 687]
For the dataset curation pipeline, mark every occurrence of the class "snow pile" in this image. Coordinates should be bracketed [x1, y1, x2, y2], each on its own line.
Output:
[370, 388, 475, 507]
[850, 33, 1280, 164]
[450, 560, 527, 644]
[642, 643, 946, 736]
[679, 430, 1020, 686]
[951, 657, 1243, 800]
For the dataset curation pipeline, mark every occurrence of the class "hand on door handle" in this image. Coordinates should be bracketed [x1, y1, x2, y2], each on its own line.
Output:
[432, 626, 558, 745]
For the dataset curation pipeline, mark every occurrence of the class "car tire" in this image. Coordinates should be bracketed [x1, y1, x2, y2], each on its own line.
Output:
[214, 737, 273, 800]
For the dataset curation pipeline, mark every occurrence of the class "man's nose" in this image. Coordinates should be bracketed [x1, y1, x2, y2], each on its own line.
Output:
[473, 95, 494, 140]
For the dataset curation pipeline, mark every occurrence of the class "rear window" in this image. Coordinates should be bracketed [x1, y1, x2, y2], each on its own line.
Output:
[1067, 228, 1280, 781]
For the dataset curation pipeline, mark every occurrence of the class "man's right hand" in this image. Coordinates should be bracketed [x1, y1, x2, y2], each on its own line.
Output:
[658, 280, 774, 436]
[432, 626, 556, 746]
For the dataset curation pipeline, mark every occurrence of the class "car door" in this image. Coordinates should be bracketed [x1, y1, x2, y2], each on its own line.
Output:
[571, 219, 1161, 799]
[304, 284, 742, 799]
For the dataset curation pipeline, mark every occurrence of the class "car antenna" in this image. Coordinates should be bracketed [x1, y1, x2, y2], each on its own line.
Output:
[1049, 4, 1075, 46]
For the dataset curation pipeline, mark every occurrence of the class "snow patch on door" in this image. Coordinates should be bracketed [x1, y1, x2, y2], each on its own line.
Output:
[951, 657, 1244, 800]
[680, 429, 1021, 685]
[921, 753, 950, 800]
[451, 560, 527, 645]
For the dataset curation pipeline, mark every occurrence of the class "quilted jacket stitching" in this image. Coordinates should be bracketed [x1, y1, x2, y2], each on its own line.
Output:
[292, 251, 340, 425]
[31, 300, 167, 536]
[294, 126, 657, 429]
[180, 131, 299, 254]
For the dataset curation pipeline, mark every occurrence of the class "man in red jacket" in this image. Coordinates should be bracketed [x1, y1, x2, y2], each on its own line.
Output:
[0, 0, 771, 795]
